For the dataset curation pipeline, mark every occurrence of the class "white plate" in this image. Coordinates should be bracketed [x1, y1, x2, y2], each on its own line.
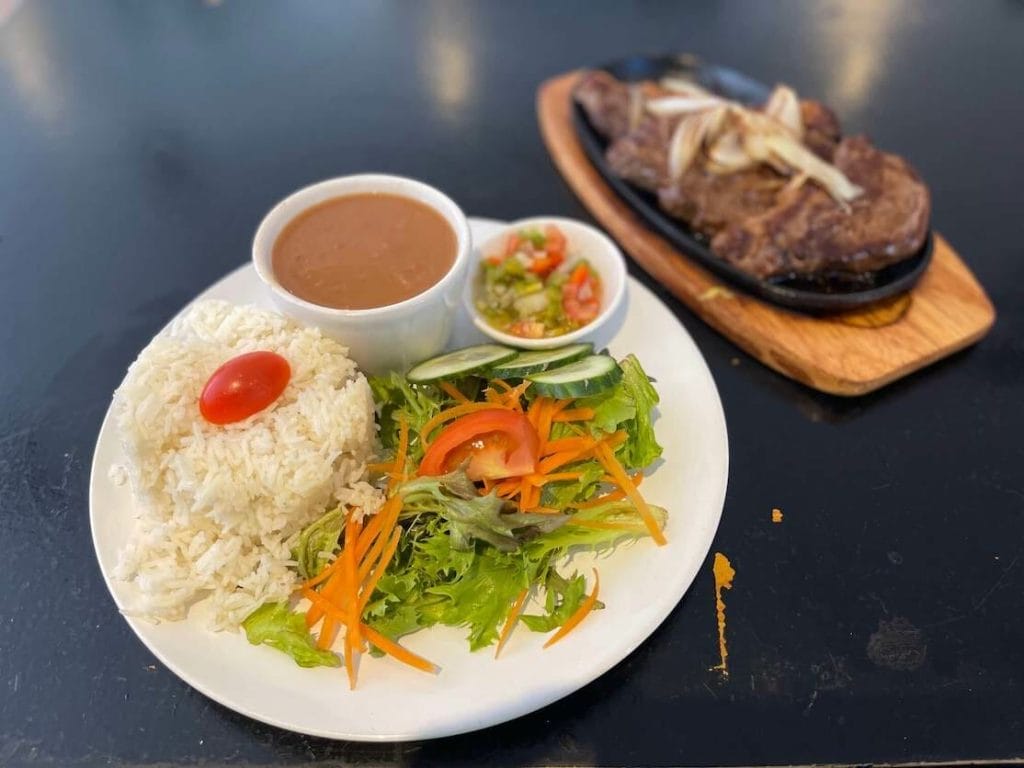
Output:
[90, 218, 729, 741]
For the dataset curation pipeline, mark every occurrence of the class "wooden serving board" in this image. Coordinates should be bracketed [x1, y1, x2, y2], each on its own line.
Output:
[537, 72, 996, 396]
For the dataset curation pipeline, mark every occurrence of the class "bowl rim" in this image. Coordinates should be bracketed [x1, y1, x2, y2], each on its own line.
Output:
[465, 216, 628, 349]
[252, 174, 472, 320]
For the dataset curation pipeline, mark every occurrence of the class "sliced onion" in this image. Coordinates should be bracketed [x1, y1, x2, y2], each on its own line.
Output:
[667, 116, 704, 180]
[707, 129, 754, 173]
[667, 107, 727, 180]
[762, 133, 863, 203]
[656, 80, 862, 204]
[646, 95, 725, 116]
[763, 84, 803, 138]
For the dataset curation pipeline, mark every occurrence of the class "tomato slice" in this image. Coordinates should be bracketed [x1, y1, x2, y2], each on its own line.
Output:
[419, 409, 540, 481]
[199, 351, 291, 425]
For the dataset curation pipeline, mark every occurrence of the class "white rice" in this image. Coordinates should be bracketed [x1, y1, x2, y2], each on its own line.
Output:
[112, 299, 382, 630]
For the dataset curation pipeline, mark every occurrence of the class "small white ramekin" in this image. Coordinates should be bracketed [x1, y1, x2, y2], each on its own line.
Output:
[466, 217, 627, 350]
[252, 174, 472, 373]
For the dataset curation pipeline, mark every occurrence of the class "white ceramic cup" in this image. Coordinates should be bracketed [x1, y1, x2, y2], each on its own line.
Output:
[252, 174, 472, 373]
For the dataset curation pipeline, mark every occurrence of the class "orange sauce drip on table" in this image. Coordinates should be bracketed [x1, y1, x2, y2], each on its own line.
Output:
[711, 552, 735, 677]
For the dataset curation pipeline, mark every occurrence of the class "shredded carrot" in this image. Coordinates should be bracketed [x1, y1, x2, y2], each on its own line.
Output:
[300, 555, 343, 591]
[366, 461, 391, 474]
[594, 443, 666, 546]
[552, 408, 595, 422]
[438, 381, 468, 403]
[317, 616, 339, 649]
[494, 588, 530, 658]
[361, 624, 439, 675]
[504, 381, 531, 411]
[342, 516, 362, 689]
[543, 569, 600, 648]
[526, 396, 543, 427]
[302, 585, 351, 624]
[419, 402, 503, 447]
[494, 481, 519, 499]
[542, 436, 594, 455]
[603, 431, 628, 448]
[538, 448, 591, 474]
[355, 512, 384, 563]
[537, 399, 555, 444]
[305, 556, 345, 628]
[484, 387, 505, 405]
[490, 379, 513, 393]
[531, 506, 562, 515]
[357, 500, 401, 584]
[358, 529, 401, 613]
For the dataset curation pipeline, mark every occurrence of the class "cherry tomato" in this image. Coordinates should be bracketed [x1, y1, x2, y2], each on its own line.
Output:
[199, 351, 291, 425]
[419, 409, 540, 481]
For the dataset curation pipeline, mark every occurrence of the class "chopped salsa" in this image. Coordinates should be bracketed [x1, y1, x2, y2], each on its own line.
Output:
[476, 225, 602, 339]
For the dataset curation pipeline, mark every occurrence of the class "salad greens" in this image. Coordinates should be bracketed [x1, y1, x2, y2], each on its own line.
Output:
[292, 506, 344, 580]
[242, 602, 340, 668]
[244, 348, 667, 673]
[363, 490, 664, 651]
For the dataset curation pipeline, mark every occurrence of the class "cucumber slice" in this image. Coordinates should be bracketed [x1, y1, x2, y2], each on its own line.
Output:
[406, 344, 516, 383]
[488, 343, 594, 379]
[527, 354, 623, 398]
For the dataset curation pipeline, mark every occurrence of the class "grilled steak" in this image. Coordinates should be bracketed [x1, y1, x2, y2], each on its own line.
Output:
[605, 116, 673, 191]
[659, 165, 787, 236]
[711, 135, 931, 279]
[800, 100, 842, 160]
[573, 71, 930, 281]
[574, 70, 671, 142]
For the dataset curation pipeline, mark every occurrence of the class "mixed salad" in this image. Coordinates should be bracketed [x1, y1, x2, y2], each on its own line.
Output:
[475, 225, 603, 339]
[243, 343, 666, 687]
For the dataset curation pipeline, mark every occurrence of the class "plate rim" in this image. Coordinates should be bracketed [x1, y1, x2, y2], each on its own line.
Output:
[89, 217, 729, 741]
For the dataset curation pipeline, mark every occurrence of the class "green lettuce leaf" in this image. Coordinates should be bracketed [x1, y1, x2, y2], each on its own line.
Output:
[398, 471, 567, 552]
[520, 570, 592, 632]
[526, 500, 668, 556]
[575, 354, 662, 470]
[369, 372, 447, 463]
[291, 506, 343, 580]
[618, 354, 662, 469]
[361, 513, 540, 651]
[361, 493, 666, 652]
[541, 460, 605, 508]
[242, 602, 340, 668]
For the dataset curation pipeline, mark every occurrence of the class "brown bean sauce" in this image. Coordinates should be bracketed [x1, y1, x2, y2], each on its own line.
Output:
[272, 193, 457, 310]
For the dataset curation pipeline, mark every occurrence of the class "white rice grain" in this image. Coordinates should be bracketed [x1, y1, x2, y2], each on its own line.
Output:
[112, 300, 382, 630]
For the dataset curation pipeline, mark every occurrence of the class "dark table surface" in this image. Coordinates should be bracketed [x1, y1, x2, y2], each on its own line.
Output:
[2, 1, 1023, 766]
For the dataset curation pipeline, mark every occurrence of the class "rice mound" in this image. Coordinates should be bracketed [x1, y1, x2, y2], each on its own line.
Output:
[112, 299, 381, 630]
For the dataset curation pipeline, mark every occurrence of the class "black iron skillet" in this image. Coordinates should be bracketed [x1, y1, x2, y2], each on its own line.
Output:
[571, 54, 933, 313]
